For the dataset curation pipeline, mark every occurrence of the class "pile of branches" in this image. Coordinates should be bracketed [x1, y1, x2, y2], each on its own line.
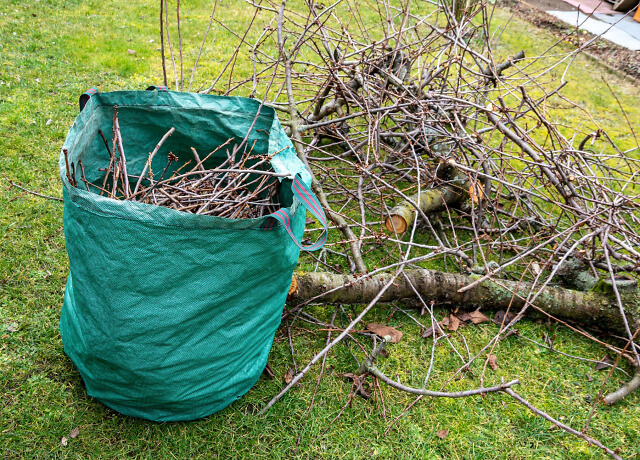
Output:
[143, 0, 640, 456]
[63, 107, 282, 219]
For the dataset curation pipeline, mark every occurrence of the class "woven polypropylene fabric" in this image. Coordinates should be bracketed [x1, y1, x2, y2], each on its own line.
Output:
[60, 91, 309, 421]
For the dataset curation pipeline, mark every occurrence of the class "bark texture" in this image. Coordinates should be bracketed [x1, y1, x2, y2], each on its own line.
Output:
[385, 178, 467, 234]
[289, 270, 640, 334]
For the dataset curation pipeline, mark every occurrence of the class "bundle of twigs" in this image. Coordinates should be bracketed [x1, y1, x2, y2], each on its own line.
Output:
[64, 106, 284, 219]
[154, 0, 640, 452]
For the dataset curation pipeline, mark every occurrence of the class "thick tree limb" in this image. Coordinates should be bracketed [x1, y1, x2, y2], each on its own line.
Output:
[291, 270, 640, 403]
[385, 179, 467, 233]
[289, 270, 640, 335]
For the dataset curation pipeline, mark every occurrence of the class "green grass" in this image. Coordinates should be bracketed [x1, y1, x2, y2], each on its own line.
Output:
[1, 0, 640, 459]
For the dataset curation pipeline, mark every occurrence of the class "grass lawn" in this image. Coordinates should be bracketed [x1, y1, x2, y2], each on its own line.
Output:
[1, 0, 639, 458]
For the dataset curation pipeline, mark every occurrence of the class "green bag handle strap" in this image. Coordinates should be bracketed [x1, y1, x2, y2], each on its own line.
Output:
[79, 87, 98, 112]
[267, 174, 328, 252]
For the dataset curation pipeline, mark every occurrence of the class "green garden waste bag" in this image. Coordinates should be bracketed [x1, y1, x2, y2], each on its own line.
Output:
[59, 87, 327, 421]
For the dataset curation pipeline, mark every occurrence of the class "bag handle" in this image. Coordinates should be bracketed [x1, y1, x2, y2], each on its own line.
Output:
[146, 85, 169, 91]
[269, 174, 328, 251]
[79, 87, 98, 112]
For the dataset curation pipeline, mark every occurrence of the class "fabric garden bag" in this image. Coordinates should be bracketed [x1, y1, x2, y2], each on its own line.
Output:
[59, 87, 327, 421]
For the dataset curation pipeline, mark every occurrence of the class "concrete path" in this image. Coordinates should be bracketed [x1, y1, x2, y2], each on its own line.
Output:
[526, 0, 640, 50]
[547, 9, 640, 49]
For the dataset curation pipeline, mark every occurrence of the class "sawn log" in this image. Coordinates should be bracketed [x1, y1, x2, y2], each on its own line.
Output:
[289, 269, 640, 335]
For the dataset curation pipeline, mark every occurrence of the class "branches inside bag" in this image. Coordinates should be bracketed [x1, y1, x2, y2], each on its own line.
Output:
[68, 107, 285, 220]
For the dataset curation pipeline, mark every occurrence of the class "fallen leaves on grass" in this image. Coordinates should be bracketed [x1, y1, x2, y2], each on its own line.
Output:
[340, 373, 371, 399]
[5, 322, 19, 333]
[367, 323, 403, 343]
[493, 310, 515, 326]
[441, 314, 461, 331]
[422, 323, 444, 338]
[284, 368, 295, 384]
[423, 309, 490, 339]
[61, 426, 80, 446]
[468, 310, 490, 324]
[456, 311, 473, 322]
[436, 429, 449, 439]
[595, 355, 614, 371]
[487, 354, 499, 371]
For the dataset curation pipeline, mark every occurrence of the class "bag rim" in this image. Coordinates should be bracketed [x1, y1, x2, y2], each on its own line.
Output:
[60, 90, 310, 230]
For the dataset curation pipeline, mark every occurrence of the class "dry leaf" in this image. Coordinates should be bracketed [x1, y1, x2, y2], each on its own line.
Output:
[436, 429, 449, 439]
[340, 373, 370, 399]
[284, 368, 295, 384]
[468, 310, 490, 324]
[469, 183, 477, 205]
[366, 323, 403, 343]
[60, 437, 68, 447]
[5, 322, 19, 333]
[595, 355, 613, 371]
[442, 314, 460, 332]
[456, 312, 473, 323]
[422, 323, 444, 339]
[342, 372, 359, 380]
[487, 354, 499, 370]
[69, 427, 80, 439]
[493, 310, 515, 326]
[127, 49, 136, 55]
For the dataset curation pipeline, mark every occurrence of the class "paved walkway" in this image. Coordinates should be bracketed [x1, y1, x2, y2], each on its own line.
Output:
[531, 0, 640, 50]
[548, 9, 640, 49]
